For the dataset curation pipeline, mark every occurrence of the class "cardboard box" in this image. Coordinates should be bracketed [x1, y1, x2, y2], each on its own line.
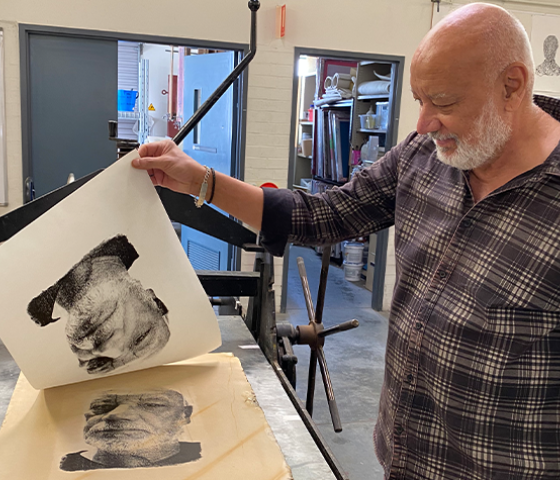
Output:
[301, 139, 312, 157]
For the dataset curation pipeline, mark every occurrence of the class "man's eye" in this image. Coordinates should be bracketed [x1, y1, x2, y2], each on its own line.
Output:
[142, 402, 168, 408]
[434, 103, 454, 109]
[90, 404, 115, 415]
[134, 329, 152, 346]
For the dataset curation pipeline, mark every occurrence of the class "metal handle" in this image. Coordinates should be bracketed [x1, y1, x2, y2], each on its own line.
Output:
[317, 346, 342, 432]
[319, 319, 360, 338]
[24, 177, 35, 203]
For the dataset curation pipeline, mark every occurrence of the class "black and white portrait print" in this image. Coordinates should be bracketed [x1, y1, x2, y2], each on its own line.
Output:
[27, 235, 170, 374]
[536, 34, 560, 77]
[60, 389, 201, 471]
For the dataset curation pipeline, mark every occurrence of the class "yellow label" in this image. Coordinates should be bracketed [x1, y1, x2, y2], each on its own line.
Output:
[148, 103, 156, 111]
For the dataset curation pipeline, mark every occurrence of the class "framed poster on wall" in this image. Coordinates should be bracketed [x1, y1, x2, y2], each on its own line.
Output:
[532, 14, 560, 97]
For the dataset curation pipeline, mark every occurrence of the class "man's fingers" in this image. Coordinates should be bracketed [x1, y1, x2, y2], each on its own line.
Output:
[138, 139, 175, 158]
[138, 142, 160, 157]
[131, 156, 164, 170]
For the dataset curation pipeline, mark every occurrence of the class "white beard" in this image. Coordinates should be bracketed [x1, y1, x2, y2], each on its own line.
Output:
[429, 101, 512, 170]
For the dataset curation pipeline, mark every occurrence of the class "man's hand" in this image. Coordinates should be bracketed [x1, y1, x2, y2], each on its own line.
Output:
[131, 140, 207, 196]
[131, 139, 265, 230]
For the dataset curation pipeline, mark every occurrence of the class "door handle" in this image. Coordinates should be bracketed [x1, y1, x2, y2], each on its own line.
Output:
[192, 145, 217, 154]
[24, 176, 35, 203]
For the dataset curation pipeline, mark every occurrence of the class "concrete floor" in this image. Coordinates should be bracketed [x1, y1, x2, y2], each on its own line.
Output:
[278, 245, 388, 480]
[0, 341, 19, 425]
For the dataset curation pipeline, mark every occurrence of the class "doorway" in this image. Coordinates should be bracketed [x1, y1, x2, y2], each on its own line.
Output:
[20, 25, 248, 272]
[283, 47, 404, 312]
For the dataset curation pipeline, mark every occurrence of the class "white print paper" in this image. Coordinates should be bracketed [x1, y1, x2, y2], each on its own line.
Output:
[0, 150, 221, 389]
[532, 15, 560, 95]
[0, 354, 292, 480]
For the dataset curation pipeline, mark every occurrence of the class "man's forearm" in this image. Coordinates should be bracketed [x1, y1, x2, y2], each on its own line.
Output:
[203, 171, 264, 230]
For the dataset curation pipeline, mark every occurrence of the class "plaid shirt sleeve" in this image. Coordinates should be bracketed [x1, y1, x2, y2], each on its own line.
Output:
[261, 132, 423, 255]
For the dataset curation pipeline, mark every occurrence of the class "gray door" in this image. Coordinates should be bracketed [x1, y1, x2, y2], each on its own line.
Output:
[26, 34, 117, 198]
[181, 52, 236, 271]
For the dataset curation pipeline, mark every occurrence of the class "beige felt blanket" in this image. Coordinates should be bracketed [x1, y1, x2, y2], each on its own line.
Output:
[0, 353, 292, 480]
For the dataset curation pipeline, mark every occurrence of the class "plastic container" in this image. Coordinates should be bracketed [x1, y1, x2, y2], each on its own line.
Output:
[118, 89, 138, 112]
[344, 262, 363, 282]
[360, 136, 379, 162]
[376, 102, 389, 130]
[359, 106, 376, 130]
[344, 242, 365, 264]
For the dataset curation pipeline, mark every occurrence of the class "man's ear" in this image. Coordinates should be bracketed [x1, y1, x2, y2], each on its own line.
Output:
[502, 63, 529, 111]
[27, 284, 61, 326]
[183, 405, 193, 424]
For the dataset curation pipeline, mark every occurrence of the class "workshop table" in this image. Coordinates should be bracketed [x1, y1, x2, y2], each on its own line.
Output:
[0, 315, 337, 480]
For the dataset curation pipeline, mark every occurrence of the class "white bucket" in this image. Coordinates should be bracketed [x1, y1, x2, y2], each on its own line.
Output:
[344, 243, 364, 264]
[344, 262, 363, 282]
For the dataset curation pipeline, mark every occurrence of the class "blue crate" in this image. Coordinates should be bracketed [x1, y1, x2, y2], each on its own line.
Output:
[118, 89, 137, 112]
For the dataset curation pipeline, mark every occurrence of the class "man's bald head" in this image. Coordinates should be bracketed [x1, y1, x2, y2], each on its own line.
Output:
[414, 3, 534, 95]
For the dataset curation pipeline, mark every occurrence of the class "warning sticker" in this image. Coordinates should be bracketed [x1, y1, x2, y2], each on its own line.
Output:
[148, 103, 156, 111]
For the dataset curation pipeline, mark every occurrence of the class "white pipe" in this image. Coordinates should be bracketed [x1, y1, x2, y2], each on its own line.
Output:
[169, 46, 174, 117]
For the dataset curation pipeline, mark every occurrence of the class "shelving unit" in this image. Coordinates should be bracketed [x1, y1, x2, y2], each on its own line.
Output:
[358, 129, 386, 134]
[293, 69, 317, 190]
[286, 49, 404, 312]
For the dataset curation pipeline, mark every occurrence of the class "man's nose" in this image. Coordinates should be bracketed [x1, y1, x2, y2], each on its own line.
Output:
[416, 104, 442, 135]
[103, 404, 132, 420]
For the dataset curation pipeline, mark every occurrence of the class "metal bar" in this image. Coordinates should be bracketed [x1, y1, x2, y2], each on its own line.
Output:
[317, 347, 342, 432]
[319, 319, 360, 338]
[306, 349, 318, 415]
[315, 245, 331, 324]
[297, 256, 320, 415]
[271, 361, 349, 480]
[196, 270, 260, 297]
[297, 257, 316, 322]
[172, 0, 260, 146]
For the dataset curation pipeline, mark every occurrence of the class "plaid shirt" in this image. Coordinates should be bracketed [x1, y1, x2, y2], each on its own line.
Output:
[262, 95, 560, 479]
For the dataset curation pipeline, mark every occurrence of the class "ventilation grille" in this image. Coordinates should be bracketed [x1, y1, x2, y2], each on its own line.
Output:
[187, 240, 221, 271]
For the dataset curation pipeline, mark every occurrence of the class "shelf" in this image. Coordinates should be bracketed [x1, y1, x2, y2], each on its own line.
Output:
[358, 129, 387, 134]
[357, 95, 390, 100]
[318, 99, 353, 109]
[118, 111, 140, 120]
[298, 154, 312, 160]
[313, 175, 345, 186]
[360, 60, 392, 66]
[299, 120, 313, 125]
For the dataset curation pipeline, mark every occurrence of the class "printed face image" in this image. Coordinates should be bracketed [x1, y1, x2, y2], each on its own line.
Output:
[60, 390, 201, 471]
[27, 236, 170, 374]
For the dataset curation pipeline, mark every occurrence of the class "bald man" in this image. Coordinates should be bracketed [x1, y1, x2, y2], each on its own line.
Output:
[133, 3, 560, 479]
